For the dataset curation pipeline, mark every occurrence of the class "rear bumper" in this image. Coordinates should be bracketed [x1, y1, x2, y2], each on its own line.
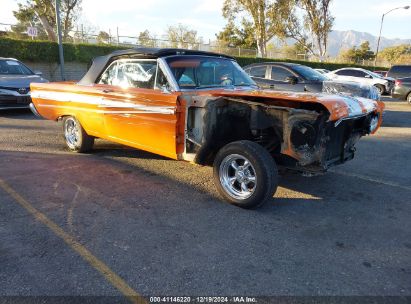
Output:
[391, 86, 410, 100]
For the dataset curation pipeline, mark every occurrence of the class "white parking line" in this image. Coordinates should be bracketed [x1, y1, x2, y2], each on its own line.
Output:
[330, 170, 411, 192]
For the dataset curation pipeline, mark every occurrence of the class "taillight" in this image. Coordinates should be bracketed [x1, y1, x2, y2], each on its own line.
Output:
[395, 80, 402, 86]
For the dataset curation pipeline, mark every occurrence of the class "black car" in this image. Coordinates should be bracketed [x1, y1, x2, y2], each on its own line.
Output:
[243, 62, 325, 92]
[243, 62, 380, 101]
[387, 65, 411, 79]
[391, 77, 411, 104]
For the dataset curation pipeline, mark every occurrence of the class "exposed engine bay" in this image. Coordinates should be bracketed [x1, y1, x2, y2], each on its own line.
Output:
[181, 95, 379, 174]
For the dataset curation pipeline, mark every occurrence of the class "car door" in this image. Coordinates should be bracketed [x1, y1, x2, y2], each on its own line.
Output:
[96, 58, 181, 159]
[339, 69, 372, 85]
[353, 70, 374, 85]
[269, 66, 305, 92]
[332, 69, 355, 82]
[245, 65, 273, 89]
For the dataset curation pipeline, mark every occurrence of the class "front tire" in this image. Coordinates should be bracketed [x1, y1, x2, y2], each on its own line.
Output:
[62, 116, 94, 152]
[374, 84, 385, 95]
[407, 92, 411, 105]
[213, 140, 278, 209]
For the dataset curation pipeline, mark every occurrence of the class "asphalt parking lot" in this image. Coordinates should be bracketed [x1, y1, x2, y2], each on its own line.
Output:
[0, 97, 410, 301]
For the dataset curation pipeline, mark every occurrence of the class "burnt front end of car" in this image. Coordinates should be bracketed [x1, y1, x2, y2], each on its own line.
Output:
[179, 92, 383, 175]
[286, 111, 381, 173]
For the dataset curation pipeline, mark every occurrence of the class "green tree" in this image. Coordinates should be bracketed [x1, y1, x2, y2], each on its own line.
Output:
[338, 48, 357, 63]
[357, 41, 374, 60]
[165, 24, 199, 49]
[222, 0, 294, 57]
[138, 30, 156, 47]
[216, 19, 257, 49]
[284, 0, 334, 60]
[96, 31, 110, 44]
[338, 41, 375, 63]
[379, 44, 411, 64]
[12, 0, 82, 42]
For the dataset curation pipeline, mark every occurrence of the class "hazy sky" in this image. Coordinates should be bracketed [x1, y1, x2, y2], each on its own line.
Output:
[1, 0, 410, 41]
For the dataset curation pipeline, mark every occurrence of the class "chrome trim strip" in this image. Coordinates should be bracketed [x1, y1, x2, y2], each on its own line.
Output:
[29, 103, 42, 117]
[37, 103, 175, 115]
[334, 112, 371, 127]
[158, 58, 179, 92]
[31, 90, 175, 115]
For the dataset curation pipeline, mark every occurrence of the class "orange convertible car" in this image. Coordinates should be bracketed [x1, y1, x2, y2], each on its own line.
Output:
[30, 48, 384, 208]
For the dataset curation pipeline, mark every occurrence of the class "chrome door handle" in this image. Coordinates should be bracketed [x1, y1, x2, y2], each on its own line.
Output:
[102, 89, 114, 93]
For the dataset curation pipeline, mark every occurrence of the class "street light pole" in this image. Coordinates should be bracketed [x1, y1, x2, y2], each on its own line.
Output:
[374, 5, 410, 66]
[55, 0, 65, 80]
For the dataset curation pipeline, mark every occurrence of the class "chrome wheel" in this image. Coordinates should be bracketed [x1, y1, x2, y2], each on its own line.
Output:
[407, 93, 411, 105]
[64, 118, 80, 149]
[219, 154, 257, 200]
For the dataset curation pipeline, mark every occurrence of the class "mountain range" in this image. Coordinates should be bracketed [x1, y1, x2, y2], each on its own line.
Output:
[326, 30, 411, 57]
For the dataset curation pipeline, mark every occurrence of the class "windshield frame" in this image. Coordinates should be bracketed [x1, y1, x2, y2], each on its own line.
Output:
[0, 59, 34, 76]
[162, 55, 257, 91]
[367, 70, 384, 79]
[292, 64, 328, 82]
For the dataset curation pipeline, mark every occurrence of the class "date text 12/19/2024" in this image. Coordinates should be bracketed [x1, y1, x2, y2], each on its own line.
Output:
[149, 297, 257, 303]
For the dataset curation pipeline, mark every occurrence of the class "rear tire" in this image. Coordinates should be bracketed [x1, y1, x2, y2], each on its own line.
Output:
[62, 116, 94, 153]
[213, 140, 278, 209]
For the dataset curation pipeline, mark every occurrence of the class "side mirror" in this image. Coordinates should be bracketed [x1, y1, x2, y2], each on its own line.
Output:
[365, 74, 372, 79]
[285, 76, 298, 85]
[34, 71, 43, 76]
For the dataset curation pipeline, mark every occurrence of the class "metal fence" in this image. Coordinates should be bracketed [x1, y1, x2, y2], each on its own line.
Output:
[0, 22, 258, 58]
[0, 21, 390, 66]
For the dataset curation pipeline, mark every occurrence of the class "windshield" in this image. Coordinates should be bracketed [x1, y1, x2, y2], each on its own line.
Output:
[0, 60, 33, 75]
[165, 56, 257, 89]
[292, 65, 328, 81]
[368, 71, 383, 79]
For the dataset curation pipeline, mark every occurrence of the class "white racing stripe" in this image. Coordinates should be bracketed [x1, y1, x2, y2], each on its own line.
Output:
[341, 95, 378, 117]
[31, 90, 175, 115]
[342, 95, 364, 116]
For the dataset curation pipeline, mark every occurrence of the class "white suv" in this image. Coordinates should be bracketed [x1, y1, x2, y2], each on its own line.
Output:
[326, 68, 393, 95]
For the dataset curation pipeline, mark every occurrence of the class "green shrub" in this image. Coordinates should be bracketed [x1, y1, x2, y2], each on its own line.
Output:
[0, 37, 388, 71]
[0, 38, 123, 63]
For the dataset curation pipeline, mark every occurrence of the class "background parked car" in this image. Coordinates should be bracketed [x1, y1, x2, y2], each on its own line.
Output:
[326, 67, 394, 95]
[391, 77, 411, 104]
[372, 70, 388, 77]
[244, 62, 328, 92]
[314, 68, 330, 74]
[243, 62, 379, 100]
[387, 65, 411, 79]
[0, 58, 48, 110]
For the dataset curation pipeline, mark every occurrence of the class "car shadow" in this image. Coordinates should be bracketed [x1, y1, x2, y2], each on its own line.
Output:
[92, 142, 169, 161]
[0, 109, 36, 119]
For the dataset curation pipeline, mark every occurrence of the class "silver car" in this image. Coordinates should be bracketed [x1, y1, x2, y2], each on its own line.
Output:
[0, 58, 48, 110]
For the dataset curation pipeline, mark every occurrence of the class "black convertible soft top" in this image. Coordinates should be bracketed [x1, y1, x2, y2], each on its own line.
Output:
[78, 48, 234, 85]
